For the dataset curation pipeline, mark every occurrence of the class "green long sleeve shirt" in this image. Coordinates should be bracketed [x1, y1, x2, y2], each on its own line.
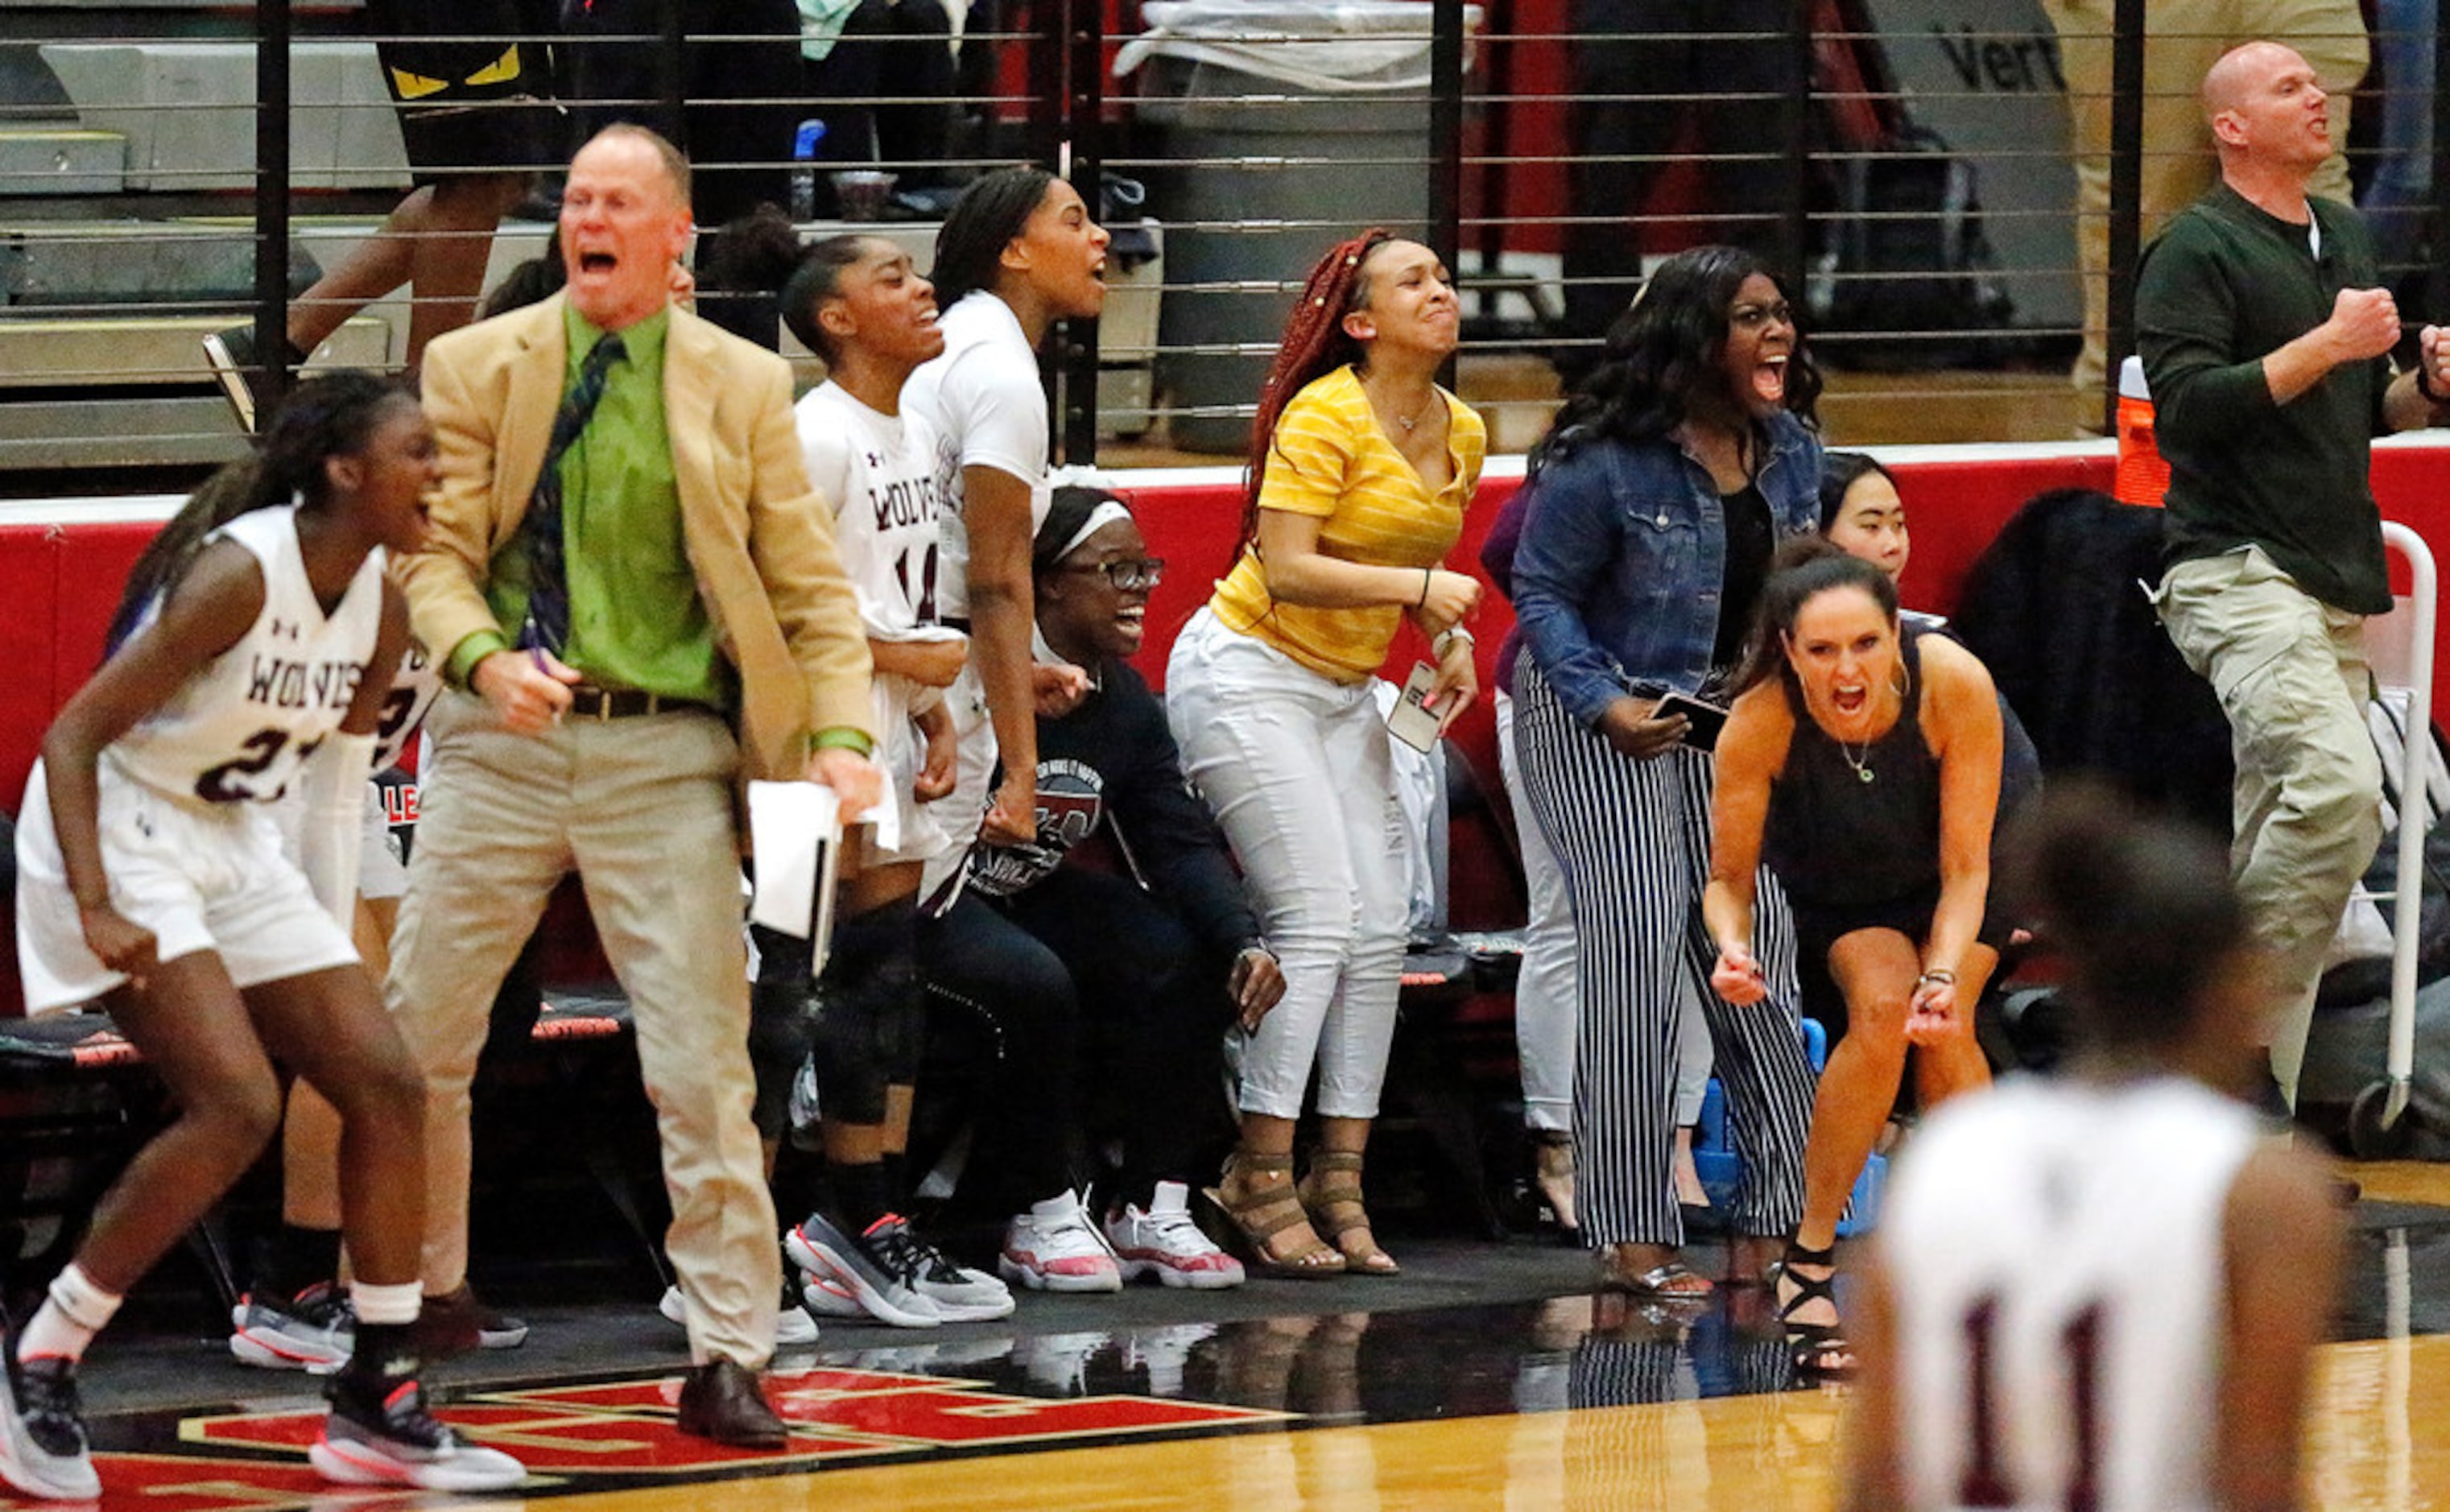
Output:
[2136, 181, 2391, 615]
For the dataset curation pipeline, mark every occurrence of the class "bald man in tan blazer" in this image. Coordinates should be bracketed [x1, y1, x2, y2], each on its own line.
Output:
[388, 124, 878, 1448]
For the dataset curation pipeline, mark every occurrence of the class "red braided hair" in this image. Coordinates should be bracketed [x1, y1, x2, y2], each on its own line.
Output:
[1236, 228, 1394, 559]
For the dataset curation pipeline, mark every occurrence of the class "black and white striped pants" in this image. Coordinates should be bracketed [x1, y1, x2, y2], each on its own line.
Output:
[1512, 655, 1818, 1246]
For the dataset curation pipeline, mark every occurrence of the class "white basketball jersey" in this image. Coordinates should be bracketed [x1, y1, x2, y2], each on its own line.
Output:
[1883, 1076, 2260, 1512]
[900, 291, 1051, 622]
[371, 637, 442, 773]
[795, 380, 946, 637]
[104, 504, 387, 809]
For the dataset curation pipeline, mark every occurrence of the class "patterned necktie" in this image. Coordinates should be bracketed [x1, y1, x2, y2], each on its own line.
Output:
[518, 332, 627, 654]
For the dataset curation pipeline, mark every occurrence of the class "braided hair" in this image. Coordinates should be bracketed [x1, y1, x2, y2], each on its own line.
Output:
[1237, 228, 1394, 556]
[1531, 244, 1821, 477]
[930, 167, 1058, 312]
[780, 234, 877, 364]
[108, 370, 415, 655]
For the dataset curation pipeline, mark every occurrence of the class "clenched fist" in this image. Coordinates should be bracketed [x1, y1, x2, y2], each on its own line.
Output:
[2326, 286, 2401, 363]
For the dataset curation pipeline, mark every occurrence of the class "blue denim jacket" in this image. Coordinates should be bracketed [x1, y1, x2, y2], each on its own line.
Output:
[1511, 412, 1822, 726]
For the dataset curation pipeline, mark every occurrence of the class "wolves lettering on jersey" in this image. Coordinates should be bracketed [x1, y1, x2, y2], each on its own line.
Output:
[872, 473, 940, 535]
[795, 382, 945, 634]
[967, 758, 1103, 897]
[104, 505, 387, 810]
[242, 653, 363, 713]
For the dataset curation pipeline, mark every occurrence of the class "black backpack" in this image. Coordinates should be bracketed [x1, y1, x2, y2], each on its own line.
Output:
[1812, 123, 2018, 365]
[1809, 122, 2014, 368]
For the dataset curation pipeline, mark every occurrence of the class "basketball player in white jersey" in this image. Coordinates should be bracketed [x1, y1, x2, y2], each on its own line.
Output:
[236, 634, 542, 1373]
[705, 233, 1011, 1331]
[5, 374, 524, 1499]
[897, 168, 1130, 1290]
[1845, 786, 2343, 1512]
[899, 167, 1109, 911]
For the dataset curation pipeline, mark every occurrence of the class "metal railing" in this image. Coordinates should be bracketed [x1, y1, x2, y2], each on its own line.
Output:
[0, 0, 2444, 480]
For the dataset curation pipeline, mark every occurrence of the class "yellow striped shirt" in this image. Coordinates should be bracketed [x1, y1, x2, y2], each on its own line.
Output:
[1210, 365, 1485, 682]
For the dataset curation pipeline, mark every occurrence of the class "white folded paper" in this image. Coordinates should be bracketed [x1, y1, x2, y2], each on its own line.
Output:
[747, 779, 842, 974]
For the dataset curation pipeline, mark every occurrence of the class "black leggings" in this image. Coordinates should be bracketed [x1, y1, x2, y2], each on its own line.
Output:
[918, 891, 1081, 1212]
[918, 870, 1238, 1212]
[748, 895, 925, 1141]
[989, 867, 1238, 1209]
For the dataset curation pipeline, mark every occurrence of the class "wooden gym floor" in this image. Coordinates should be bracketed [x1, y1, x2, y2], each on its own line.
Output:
[16, 1157, 2450, 1511]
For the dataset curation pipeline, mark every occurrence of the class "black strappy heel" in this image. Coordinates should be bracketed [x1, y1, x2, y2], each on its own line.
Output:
[1774, 1240, 1857, 1378]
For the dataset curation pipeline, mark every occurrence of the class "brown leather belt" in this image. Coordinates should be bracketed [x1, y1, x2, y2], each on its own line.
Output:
[566, 684, 706, 721]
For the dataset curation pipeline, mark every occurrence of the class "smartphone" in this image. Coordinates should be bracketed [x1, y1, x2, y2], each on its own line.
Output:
[1386, 660, 1444, 754]
[1655, 691, 1729, 752]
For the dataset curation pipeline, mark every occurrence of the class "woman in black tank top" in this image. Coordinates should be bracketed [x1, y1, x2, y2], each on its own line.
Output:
[1702, 540, 2010, 1380]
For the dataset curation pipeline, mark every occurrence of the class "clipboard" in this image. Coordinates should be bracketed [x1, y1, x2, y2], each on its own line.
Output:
[747, 780, 844, 975]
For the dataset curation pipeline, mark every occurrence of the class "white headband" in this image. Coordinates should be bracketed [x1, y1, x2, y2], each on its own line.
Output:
[1053, 500, 1135, 565]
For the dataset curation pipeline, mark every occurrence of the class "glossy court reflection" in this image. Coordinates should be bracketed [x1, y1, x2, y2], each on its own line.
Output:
[21, 1170, 2450, 1512]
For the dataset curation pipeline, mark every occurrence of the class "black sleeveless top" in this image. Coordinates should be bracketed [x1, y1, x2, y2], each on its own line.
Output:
[1713, 482, 1774, 671]
[1762, 626, 1944, 910]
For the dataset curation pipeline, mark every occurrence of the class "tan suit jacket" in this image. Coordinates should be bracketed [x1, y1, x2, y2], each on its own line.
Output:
[402, 291, 874, 781]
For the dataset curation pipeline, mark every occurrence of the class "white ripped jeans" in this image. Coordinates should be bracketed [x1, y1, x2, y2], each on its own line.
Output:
[1166, 608, 1411, 1120]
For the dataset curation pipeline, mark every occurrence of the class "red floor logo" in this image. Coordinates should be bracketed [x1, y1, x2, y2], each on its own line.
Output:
[2, 1363, 1288, 1510]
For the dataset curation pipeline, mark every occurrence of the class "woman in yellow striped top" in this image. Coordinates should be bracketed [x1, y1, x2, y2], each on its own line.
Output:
[1164, 230, 1485, 1278]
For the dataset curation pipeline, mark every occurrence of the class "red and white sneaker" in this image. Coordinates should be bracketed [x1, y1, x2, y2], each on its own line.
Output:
[998, 1190, 1122, 1293]
[1104, 1182, 1246, 1290]
[311, 1370, 525, 1492]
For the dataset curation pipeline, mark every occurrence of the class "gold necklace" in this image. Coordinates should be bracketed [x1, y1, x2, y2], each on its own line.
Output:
[1833, 663, 1910, 783]
[1361, 366, 1434, 434]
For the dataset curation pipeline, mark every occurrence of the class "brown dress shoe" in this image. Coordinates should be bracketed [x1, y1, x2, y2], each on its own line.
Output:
[675, 1358, 788, 1448]
[414, 1283, 530, 1361]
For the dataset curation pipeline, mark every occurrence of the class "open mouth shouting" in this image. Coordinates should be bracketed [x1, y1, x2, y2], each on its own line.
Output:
[1754, 353, 1789, 408]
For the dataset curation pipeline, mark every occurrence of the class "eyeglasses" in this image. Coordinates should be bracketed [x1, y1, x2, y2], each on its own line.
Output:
[1729, 300, 1795, 331]
[1062, 556, 1166, 592]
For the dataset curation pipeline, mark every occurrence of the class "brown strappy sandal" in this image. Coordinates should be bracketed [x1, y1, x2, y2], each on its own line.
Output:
[1203, 1150, 1347, 1279]
[1297, 1150, 1400, 1276]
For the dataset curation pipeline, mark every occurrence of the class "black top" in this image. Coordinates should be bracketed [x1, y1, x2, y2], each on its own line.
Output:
[968, 657, 1263, 956]
[1763, 626, 1943, 910]
[1713, 481, 1774, 672]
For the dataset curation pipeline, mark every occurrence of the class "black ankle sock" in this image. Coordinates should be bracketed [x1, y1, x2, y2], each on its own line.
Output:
[262, 1224, 342, 1300]
[1113, 1172, 1159, 1215]
[880, 1151, 909, 1209]
[834, 1161, 893, 1233]
[343, 1321, 418, 1383]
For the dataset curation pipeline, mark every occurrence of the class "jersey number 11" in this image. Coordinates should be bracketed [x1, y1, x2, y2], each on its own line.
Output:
[1959, 1294, 2106, 1512]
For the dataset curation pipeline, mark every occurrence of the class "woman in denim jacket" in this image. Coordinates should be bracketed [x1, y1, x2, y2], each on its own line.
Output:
[1510, 245, 1824, 1302]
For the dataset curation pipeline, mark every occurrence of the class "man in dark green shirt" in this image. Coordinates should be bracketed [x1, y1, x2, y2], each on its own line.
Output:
[2138, 39, 2450, 1110]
